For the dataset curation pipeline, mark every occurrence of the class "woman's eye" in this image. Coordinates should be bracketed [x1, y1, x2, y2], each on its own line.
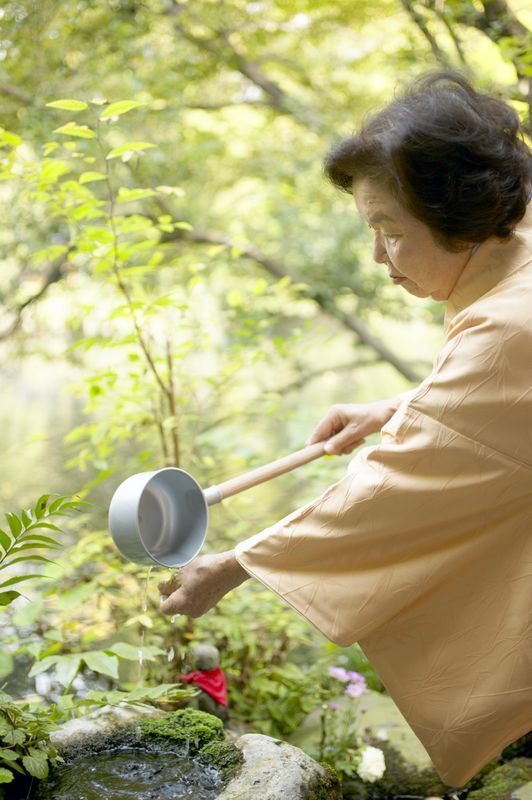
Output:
[384, 234, 400, 242]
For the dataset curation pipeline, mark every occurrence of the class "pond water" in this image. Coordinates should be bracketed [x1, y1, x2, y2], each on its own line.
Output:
[35, 744, 222, 800]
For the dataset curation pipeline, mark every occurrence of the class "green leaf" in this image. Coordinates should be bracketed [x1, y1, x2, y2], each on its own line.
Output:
[79, 171, 107, 184]
[54, 655, 82, 688]
[0, 130, 22, 148]
[46, 99, 88, 111]
[106, 142, 156, 160]
[24, 522, 62, 533]
[100, 100, 145, 119]
[83, 651, 119, 680]
[12, 599, 44, 627]
[0, 575, 44, 589]
[47, 496, 69, 513]
[53, 122, 96, 139]
[0, 767, 13, 783]
[5, 514, 22, 538]
[43, 142, 59, 156]
[124, 613, 152, 628]
[0, 592, 20, 607]
[56, 584, 94, 610]
[1, 555, 55, 573]
[117, 187, 157, 202]
[13, 533, 60, 546]
[0, 652, 13, 680]
[22, 749, 49, 780]
[0, 529, 13, 552]
[7, 543, 52, 556]
[0, 749, 18, 762]
[28, 656, 61, 678]
[107, 642, 165, 661]
[0, 544, 60, 569]
[34, 495, 51, 519]
[1, 728, 26, 746]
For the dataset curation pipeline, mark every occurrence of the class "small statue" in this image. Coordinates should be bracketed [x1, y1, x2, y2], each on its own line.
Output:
[179, 644, 228, 723]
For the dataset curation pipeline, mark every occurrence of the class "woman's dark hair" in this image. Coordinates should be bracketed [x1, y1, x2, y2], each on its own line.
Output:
[325, 71, 532, 250]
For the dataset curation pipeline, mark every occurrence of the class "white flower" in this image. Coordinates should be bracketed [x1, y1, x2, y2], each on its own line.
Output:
[357, 746, 386, 783]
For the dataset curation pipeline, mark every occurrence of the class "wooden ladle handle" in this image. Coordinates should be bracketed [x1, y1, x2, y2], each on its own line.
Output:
[203, 442, 327, 506]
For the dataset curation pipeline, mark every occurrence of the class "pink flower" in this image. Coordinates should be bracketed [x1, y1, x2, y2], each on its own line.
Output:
[327, 666, 350, 682]
[347, 670, 366, 684]
[346, 679, 367, 698]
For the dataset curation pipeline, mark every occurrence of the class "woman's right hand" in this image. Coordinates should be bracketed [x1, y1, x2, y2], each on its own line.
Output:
[306, 398, 402, 455]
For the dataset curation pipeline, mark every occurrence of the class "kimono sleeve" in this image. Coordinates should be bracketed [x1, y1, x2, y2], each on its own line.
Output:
[235, 307, 532, 648]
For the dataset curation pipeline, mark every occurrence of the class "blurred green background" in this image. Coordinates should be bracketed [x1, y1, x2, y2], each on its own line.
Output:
[0, 0, 530, 784]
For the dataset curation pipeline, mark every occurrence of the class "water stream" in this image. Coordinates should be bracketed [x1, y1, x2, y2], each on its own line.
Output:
[137, 567, 153, 685]
[35, 743, 222, 800]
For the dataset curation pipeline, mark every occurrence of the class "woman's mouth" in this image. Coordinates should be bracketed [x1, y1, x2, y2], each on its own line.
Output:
[390, 275, 406, 284]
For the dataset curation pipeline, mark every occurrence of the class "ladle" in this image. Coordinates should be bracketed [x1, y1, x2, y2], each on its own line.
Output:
[108, 442, 326, 567]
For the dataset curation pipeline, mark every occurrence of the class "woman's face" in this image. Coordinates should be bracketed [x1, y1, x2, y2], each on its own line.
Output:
[353, 178, 473, 301]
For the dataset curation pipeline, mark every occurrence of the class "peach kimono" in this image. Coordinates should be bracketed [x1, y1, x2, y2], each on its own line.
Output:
[236, 205, 532, 787]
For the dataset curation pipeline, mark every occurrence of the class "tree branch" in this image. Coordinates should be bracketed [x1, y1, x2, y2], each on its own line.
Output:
[0, 252, 70, 340]
[400, 0, 451, 66]
[0, 82, 33, 105]
[171, 16, 324, 130]
[421, 0, 531, 128]
[163, 227, 423, 384]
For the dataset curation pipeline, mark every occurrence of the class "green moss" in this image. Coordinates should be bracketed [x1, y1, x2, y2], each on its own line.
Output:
[197, 740, 243, 783]
[309, 763, 342, 799]
[468, 758, 532, 800]
[139, 709, 224, 755]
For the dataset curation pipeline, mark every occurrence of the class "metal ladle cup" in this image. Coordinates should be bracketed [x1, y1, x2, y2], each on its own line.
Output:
[108, 442, 326, 568]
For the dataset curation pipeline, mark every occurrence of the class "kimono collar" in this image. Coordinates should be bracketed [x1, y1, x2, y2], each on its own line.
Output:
[445, 201, 532, 329]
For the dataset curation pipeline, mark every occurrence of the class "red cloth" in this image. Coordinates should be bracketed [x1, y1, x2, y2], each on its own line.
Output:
[179, 666, 227, 706]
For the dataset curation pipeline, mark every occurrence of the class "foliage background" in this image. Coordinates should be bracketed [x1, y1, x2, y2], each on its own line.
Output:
[0, 0, 530, 790]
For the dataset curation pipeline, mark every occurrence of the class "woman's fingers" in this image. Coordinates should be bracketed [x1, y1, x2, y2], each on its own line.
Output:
[160, 586, 194, 616]
[324, 435, 365, 455]
[157, 572, 181, 597]
[306, 405, 350, 446]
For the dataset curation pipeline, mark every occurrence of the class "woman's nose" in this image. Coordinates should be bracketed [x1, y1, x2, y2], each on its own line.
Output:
[372, 233, 388, 264]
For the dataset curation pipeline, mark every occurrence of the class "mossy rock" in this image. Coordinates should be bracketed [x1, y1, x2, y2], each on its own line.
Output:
[139, 708, 224, 755]
[310, 763, 342, 800]
[468, 758, 532, 800]
[198, 740, 244, 783]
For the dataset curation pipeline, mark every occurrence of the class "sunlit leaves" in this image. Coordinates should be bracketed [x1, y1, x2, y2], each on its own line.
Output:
[46, 99, 89, 111]
[106, 642, 165, 660]
[53, 122, 96, 139]
[0, 129, 22, 148]
[117, 186, 157, 202]
[100, 100, 145, 119]
[79, 171, 107, 184]
[106, 141, 156, 159]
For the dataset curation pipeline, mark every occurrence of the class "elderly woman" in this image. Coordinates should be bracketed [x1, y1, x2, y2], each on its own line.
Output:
[159, 72, 532, 786]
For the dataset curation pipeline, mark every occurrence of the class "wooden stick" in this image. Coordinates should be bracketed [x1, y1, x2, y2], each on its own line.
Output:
[203, 442, 326, 505]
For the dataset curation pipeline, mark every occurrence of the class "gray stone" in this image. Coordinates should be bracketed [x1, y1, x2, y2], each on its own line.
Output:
[50, 704, 162, 748]
[217, 733, 341, 800]
[289, 689, 432, 771]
